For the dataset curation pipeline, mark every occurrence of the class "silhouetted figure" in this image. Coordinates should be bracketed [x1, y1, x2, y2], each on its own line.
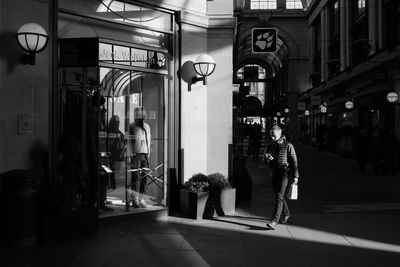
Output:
[370, 128, 383, 174]
[250, 123, 262, 161]
[385, 130, 399, 175]
[355, 130, 369, 174]
[316, 124, 327, 150]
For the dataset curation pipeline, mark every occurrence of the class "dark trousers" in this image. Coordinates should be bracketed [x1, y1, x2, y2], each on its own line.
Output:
[271, 168, 290, 222]
[131, 154, 149, 195]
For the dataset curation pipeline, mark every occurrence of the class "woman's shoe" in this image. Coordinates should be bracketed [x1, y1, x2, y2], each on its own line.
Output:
[266, 221, 278, 230]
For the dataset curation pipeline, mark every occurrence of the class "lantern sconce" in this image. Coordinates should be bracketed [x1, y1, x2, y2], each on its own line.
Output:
[16, 23, 48, 65]
[345, 100, 354, 110]
[192, 54, 216, 85]
[386, 91, 399, 104]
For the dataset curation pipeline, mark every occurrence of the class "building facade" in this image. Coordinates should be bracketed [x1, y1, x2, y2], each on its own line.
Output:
[0, 0, 235, 226]
[300, 0, 400, 153]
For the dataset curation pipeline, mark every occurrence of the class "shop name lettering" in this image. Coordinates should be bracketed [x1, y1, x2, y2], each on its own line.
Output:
[100, 49, 155, 64]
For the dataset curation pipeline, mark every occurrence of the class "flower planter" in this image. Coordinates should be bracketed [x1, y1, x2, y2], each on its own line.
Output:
[180, 188, 236, 219]
[220, 188, 236, 216]
[180, 190, 209, 219]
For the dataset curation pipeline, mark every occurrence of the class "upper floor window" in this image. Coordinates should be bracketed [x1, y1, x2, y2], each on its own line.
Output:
[250, 0, 277, 10]
[330, 0, 340, 41]
[354, 0, 366, 17]
[286, 0, 303, 9]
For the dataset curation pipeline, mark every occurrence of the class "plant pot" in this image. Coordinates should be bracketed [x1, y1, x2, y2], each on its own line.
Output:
[220, 188, 236, 216]
[179, 188, 236, 220]
[179, 190, 209, 219]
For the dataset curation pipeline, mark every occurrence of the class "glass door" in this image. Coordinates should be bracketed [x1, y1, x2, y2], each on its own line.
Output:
[98, 67, 167, 216]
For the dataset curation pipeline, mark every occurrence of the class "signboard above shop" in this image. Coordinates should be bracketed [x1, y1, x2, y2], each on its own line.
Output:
[297, 102, 306, 111]
[59, 38, 168, 73]
[99, 42, 166, 70]
[311, 96, 321, 106]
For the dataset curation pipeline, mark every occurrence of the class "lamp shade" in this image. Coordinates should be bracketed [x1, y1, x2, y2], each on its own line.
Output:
[17, 23, 48, 53]
[386, 92, 399, 103]
[345, 101, 354, 109]
[193, 54, 216, 77]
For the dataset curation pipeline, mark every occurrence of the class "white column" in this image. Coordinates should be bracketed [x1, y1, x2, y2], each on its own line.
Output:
[181, 24, 208, 180]
[206, 28, 234, 176]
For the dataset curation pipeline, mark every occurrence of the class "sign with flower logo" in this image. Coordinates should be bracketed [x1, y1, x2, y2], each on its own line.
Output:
[252, 28, 278, 53]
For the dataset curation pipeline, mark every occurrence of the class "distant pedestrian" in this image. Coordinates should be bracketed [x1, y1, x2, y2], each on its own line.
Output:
[251, 123, 262, 161]
[355, 129, 369, 174]
[370, 128, 383, 174]
[385, 130, 399, 175]
[263, 125, 299, 230]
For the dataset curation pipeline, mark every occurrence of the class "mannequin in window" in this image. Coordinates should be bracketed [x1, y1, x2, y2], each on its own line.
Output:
[108, 115, 125, 163]
[129, 107, 151, 208]
[107, 115, 125, 190]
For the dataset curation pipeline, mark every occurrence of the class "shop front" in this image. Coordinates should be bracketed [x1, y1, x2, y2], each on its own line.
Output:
[53, 0, 178, 225]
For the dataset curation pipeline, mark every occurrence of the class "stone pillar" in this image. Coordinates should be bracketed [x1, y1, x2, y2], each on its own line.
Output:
[309, 23, 315, 73]
[394, 76, 400, 140]
[376, 0, 383, 51]
[339, 0, 350, 69]
[180, 2, 235, 180]
[288, 59, 300, 140]
[181, 24, 209, 179]
[206, 27, 234, 176]
[368, 0, 377, 54]
[320, 7, 328, 81]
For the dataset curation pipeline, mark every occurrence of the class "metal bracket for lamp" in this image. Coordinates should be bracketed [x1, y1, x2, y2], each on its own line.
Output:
[191, 75, 209, 85]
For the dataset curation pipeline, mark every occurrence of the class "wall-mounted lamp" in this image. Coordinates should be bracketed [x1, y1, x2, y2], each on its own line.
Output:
[319, 103, 327, 113]
[345, 100, 354, 110]
[386, 91, 399, 104]
[16, 23, 48, 65]
[192, 54, 216, 85]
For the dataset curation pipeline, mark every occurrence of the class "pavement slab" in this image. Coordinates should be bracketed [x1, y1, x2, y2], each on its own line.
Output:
[3, 143, 400, 266]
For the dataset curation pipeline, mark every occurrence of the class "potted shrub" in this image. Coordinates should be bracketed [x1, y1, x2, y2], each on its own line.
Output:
[179, 173, 211, 219]
[204, 173, 236, 218]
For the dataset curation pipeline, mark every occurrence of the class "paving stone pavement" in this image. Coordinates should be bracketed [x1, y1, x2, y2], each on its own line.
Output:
[1, 143, 400, 266]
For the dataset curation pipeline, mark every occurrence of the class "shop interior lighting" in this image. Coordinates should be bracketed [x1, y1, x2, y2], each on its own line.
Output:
[16, 23, 48, 65]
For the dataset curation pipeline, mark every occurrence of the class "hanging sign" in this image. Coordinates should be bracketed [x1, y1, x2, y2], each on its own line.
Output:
[311, 96, 321, 106]
[252, 28, 278, 53]
[297, 102, 306, 111]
